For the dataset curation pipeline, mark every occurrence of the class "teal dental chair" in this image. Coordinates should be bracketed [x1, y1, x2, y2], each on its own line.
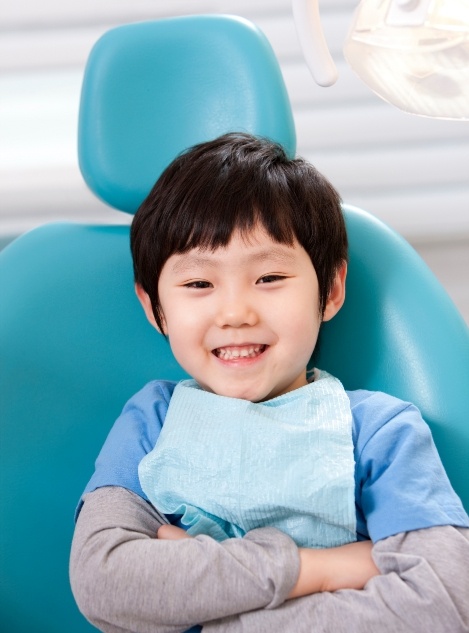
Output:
[1, 14, 468, 633]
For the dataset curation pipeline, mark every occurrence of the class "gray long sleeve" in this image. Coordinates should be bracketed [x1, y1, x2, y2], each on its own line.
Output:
[205, 525, 469, 633]
[70, 486, 299, 633]
[71, 487, 469, 633]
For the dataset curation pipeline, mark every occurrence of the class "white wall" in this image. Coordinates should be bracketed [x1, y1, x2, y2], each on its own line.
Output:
[1, 0, 468, 319]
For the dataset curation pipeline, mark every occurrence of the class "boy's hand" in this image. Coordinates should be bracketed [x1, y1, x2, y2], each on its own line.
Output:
[289, 540, 380, 599]
[157, 524, 192, 540]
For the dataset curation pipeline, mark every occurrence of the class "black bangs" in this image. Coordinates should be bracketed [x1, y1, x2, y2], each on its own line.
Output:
[162, 173, 297, 256]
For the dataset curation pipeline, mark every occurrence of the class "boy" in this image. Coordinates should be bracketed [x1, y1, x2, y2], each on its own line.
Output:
[70, 133, 469, 633]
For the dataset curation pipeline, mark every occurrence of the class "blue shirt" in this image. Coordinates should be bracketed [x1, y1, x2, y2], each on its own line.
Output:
[78, 380, 469, 542]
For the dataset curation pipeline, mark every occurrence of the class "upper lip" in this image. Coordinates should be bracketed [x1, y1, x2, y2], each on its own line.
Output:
[212, 343, 266, 351]
[214, 342, 263, 347]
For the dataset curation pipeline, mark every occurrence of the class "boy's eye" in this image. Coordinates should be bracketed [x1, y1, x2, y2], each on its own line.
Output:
[257, 275, 286, 284]
[184, 280, 213, 289]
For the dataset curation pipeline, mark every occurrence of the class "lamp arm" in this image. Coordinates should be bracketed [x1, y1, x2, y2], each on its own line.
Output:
[291, 0, 338, 87]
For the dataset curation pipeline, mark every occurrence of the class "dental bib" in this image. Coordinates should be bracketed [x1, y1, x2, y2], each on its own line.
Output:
[138, 370, 356, 547]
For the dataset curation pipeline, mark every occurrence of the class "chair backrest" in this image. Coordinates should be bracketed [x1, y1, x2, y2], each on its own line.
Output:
[0, 16, 295, 633]
[316, 205, 469, 506]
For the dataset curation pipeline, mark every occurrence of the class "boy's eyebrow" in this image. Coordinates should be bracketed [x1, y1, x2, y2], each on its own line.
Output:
[246, 247, 297, 265]
[170, 246, 296, 274]
[170, 255, 217, 275]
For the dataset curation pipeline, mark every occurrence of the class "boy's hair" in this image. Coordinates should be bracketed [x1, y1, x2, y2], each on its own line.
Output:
[131, 133, 348, 332]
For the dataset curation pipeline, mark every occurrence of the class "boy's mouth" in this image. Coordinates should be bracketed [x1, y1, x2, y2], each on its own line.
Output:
[213, 344, 267, 360]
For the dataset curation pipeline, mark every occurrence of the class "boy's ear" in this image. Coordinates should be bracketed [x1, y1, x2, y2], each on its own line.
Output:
[134, 284, 166, 334]
[322, 262, 347, 322]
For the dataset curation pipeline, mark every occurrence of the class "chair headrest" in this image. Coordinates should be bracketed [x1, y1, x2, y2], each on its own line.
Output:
[78, 15, 296, 214]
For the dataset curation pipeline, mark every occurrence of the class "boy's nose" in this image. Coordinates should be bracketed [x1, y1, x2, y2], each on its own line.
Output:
[215, 297, 258, 328]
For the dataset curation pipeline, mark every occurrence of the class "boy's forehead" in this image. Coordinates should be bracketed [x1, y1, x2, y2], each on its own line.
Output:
[167, 232, 301, 275]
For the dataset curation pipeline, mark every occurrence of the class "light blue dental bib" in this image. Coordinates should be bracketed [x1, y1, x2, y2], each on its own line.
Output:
[138, 370, 356, 547]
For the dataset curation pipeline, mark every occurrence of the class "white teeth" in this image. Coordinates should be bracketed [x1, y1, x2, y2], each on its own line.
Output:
[216, 345, 263, 360]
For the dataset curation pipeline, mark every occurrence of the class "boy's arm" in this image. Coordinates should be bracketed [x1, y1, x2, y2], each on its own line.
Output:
[70, 486, 300, 633]
[158, 526, 380, 598]
[203, 525, 469, 633]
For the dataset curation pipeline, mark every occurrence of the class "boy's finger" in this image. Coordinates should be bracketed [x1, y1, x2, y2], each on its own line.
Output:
[157, 524, 192, 540]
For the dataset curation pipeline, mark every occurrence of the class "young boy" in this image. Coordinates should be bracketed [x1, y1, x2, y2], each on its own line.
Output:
[70, 133, 469, 633]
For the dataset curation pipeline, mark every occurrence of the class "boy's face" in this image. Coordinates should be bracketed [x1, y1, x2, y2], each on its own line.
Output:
[137, 225, 345, 402]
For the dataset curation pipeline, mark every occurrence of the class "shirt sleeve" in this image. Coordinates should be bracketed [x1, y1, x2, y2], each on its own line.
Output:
[350, 390, 469, 542]
[75, 380, 177, 519]
[70, 486, 299, 633]
[203, 526, 469, 633]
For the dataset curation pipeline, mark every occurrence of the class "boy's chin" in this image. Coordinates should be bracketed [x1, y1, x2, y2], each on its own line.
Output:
[199, 381, 271, 402]
[201, 381, 294, 403]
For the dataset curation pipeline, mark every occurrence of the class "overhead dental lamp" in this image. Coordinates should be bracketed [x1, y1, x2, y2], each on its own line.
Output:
[292, 0, 469, 120]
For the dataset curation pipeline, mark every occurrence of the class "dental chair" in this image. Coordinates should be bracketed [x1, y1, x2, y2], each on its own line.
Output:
[0, 14, 468, 633]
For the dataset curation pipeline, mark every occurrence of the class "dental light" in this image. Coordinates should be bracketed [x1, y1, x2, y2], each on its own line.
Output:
[292, 0, 469, 120]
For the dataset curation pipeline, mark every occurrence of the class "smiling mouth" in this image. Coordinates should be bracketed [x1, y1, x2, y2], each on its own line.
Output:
[213, 344, 267, 360]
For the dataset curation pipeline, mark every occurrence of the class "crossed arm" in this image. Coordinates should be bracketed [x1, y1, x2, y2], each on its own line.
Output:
[158, 523, 379, 598]
[70, 486, 469, 633]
